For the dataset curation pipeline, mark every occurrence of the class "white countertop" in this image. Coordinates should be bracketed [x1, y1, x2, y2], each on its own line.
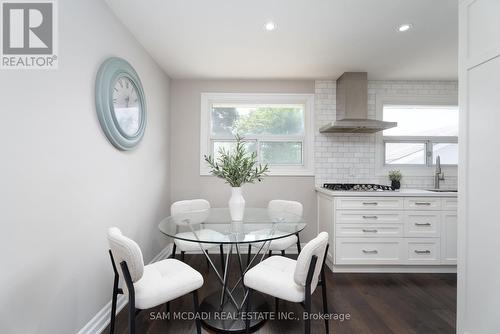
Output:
[315, 186, 458, 197]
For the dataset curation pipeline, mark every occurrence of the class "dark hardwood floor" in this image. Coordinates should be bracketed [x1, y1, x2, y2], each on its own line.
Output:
[103, 254, 456, 334]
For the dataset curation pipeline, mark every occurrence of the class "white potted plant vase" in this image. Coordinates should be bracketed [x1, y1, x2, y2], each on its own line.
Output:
[229, 187, 245, 221]
[204, 135, 268, 222]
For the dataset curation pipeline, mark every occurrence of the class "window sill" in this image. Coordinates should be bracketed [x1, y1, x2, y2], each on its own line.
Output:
[376, 165, 458, 177]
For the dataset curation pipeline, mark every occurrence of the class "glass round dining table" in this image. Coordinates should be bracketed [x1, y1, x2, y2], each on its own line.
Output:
[158, 207, 306, 333]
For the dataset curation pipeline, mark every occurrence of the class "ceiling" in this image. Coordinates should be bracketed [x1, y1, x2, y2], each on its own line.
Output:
[105, 0, 458, 80]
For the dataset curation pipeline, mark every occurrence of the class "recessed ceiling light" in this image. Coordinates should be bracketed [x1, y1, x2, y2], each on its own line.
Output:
[397, 23, 412, 32]
[264, 21, 276, 31]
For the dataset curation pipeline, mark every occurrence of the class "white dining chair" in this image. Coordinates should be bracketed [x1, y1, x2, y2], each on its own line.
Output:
[170, 199, 225, 269]
[244, 232, 329, 334]
[247, 200, 303, 262]
[107, 227, 203, 334]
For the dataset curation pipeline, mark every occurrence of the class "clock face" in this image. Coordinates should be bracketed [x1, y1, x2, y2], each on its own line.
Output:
[112, 76, 141, 136]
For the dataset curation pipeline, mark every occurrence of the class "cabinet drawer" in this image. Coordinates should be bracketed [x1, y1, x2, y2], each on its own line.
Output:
[405, 238, 441, 265]
[335, 211, 403, 224]
[336, 223, 403, 237]
[336, 198, 404, 210]
[404, 198, 441, 210]
[404, 212, 441, 237]
[442, 198, 458, 210]
[335, 238, 403, 265]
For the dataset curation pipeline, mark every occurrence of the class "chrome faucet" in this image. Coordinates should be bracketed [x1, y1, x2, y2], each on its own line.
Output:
[434, 155, 445, 189]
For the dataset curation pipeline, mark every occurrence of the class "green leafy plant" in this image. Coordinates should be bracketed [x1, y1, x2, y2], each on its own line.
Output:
[388, 169, 402, 182]
[235, 107, 303, 135]
[204, 134, 269, 187]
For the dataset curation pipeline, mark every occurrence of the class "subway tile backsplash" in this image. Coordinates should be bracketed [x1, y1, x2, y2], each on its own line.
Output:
[314, 80, 458, 189]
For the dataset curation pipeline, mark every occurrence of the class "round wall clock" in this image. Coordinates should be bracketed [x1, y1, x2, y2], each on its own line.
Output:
[95, 57, 147, 150]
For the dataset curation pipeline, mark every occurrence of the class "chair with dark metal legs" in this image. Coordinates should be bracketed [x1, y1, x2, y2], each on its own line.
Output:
[107, 227, 203, 334]
[170, 199, 226, 270]
[247, 200, 303, 263]
[244, 232, 329, 334]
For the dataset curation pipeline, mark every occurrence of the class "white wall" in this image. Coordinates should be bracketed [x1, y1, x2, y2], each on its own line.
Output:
[314, 79, 459, 189]
[169, 79, 319, 243]
[0, 1, 171, 333]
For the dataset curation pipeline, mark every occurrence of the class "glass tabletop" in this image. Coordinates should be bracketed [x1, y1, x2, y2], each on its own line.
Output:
[158, 208, 306, 244]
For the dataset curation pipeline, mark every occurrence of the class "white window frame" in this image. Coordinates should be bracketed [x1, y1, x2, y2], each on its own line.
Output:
[200, 93, 315, 176]
[375, 95, 459, 177]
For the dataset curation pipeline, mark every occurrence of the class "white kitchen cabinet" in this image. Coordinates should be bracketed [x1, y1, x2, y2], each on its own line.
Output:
[317, 189, 457, 271]
[335, 237, 403, 265]
[405, 238, 441, 265]
[441, 212, 457, 264]
[336, 223, 403, 238]
[404, 212, 441, 238]
[442, 198, 458, 210]
[317, 193, 334, 262]
[336, 197, 403, 210]
[335, 211, 403, 224]
[405, 198, 441, 210]
[459, 0, 500, 331]
[465, 0, 500, 64]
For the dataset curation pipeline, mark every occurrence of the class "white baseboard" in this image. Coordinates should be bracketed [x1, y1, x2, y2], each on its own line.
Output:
[76, 245, 172, 334]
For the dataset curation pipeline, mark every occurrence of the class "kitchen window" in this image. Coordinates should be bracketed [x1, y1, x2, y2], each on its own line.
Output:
[200, 93, 314, 175]
[382, 105, 458, 166]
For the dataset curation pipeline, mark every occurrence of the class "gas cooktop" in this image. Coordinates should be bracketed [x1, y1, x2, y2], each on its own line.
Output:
[323, 183, 394, 191]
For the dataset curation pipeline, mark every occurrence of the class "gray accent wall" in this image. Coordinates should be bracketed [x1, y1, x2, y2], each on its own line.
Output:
[169, 80, 318, 243]
[0, 0, 171, 333]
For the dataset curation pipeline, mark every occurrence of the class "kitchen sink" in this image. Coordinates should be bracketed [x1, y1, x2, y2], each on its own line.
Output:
[426, 189, 458, 192]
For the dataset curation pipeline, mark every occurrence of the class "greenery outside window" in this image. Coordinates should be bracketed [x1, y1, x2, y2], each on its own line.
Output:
[200, 93, 314, 175]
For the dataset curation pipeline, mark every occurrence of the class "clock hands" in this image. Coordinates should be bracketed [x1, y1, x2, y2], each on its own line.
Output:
[113, 78, 138, 108]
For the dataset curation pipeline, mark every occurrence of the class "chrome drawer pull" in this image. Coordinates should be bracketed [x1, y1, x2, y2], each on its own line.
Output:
[362, 249, 378, 254]
[362, 215, 378, 219]
[362, 202, 378, 205]
[415, 222, 431, 226]
[415, 202, 431, 206]
[362, 229, 378, 233]
[414, 250, 431, 254]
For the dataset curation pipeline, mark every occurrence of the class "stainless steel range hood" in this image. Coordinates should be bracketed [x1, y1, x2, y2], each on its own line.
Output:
[319, 72, 397, 133]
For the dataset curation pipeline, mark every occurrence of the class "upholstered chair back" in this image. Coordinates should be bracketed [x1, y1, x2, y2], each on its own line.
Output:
[268, 200, 303, 217]
[294, 232, 328, 292]
[107, 227, 144, 283]
[170, 199, 211, 225]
